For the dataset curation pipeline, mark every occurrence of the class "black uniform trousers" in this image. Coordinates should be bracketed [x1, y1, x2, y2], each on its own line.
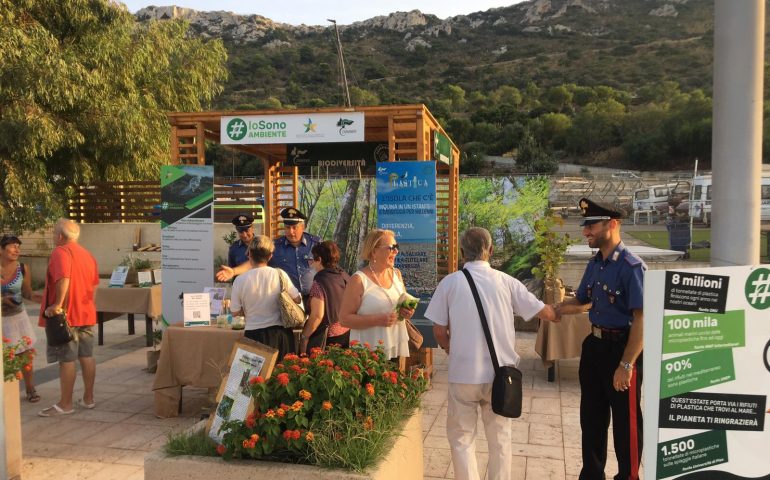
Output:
[579, 334, 643, 480]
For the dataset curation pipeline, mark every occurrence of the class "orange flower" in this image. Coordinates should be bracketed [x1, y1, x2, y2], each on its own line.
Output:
[291, 400, 304, 412]
[250, 434, 259, 442]
[305, 431, 314, 442]
[15, 372, 22, 380]
[249, 376, 264, 385]
[265, 409, 276, 418]
[22, 336, 32, 346]
[322, 401, 332, 410]
[378, 339, 384, 345]
[363, 342, 371, 349]
[245, 413, 256, 428]
[363, 416, 374, 430]
[298, 389, 312, 400]
[216, 444, 226, 455]
[350, 340, 359, 346]
[365, 383, 375, 396]
[276, 408, 286, 418]
[23, 364, 32, 372]
[276, 373, 290, 386]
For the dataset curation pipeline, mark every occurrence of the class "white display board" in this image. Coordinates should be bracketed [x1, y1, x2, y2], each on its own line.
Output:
[644, 266, 770, 479]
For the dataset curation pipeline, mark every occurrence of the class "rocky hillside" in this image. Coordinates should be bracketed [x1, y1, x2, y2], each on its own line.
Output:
[136, 0, 717, 110]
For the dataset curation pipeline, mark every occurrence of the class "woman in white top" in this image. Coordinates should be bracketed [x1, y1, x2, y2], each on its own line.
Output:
[339, 229, 416, 360]
[230, 235, 301, 360]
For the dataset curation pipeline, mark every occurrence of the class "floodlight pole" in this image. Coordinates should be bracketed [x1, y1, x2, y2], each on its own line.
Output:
[328, 19, 352, 107]
[710, 0, 764, 266]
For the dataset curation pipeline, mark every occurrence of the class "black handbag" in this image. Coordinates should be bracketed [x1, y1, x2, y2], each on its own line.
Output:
[45, 311, 73, 346]
[462, 268, 523, 418]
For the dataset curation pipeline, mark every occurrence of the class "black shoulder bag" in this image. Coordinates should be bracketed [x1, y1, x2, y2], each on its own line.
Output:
[461, 268, 523, 418]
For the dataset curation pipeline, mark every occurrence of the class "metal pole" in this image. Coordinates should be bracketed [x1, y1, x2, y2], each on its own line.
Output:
[710, 0, 764, 266]
[328, 19, 352, 107]
[1, 309, 6, 476]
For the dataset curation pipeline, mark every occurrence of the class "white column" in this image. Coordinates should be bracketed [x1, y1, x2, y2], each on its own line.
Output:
[710, 0, 764, 266]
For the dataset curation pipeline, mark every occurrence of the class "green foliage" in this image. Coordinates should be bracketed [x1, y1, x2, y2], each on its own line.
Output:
[120, 253, 154, 270]
[222, 232, 238, 246]
[216, 345, 427, 470]
[516, 130, 558, 174]
[165, 428, 218, 457]
[530, 215, 573, 282]
[3, 336, 34, 382]
[0, 0, 227, 231]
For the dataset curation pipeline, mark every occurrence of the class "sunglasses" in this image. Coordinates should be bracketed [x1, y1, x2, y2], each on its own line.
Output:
[379, 243, 399, 252]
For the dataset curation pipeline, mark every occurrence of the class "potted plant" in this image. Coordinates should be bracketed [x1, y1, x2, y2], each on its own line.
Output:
[4, 336, 34, 479]
[120, 253, 154, 285]
[146, 342, 428, 479]
[531, 213, 573, 304]
[146, 325, 163, 373]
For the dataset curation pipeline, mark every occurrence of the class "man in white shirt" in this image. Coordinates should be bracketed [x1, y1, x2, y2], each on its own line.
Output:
[425, 227, 559, 480]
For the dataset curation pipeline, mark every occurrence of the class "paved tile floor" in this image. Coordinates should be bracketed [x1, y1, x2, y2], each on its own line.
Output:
[15, 308, 636, 480]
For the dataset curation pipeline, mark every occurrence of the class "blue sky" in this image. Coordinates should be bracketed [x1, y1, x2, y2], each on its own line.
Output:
[120, 1, 526, 26]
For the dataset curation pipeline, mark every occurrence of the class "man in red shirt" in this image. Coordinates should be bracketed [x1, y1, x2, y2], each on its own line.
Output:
[38, 219, 99, 417]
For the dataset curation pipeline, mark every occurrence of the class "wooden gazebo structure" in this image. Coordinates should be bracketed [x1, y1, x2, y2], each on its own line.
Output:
[167, 104, 461, 277]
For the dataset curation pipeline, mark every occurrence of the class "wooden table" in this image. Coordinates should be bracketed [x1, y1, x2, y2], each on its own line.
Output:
[534, 312, 591, 381]
[152, 324, 245, 418]
[94, 284, 162, 346]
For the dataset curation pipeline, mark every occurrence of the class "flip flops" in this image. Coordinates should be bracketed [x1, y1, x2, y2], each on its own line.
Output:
[77, 398, 96, 409]
[38, 404, 75, 417]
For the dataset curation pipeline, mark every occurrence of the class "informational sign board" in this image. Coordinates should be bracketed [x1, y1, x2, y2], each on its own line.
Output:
[160, 165, 214, 326]
[109, 266, 129, 288]
[644, 266, 770, 480]
[204, 287, 227, 316]
[207, 339, 278, 444]
[183, 292, 211, 327]
[376, 161, 438, 347]
[286, 141, 388, 168]
[136, 271, 152, 288]
[221, 112, 365, 145]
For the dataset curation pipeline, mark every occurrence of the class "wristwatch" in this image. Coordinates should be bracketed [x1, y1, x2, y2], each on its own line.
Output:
[619, 361, 633, 371]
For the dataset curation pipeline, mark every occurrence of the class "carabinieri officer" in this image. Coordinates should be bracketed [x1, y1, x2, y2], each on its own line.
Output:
[228, 214, 255, 268]
[555, 197, 645, 480]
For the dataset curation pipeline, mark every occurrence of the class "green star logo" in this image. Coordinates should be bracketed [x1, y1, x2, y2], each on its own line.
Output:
[303, 118, 317, 133]
[226, 118, 247, 141]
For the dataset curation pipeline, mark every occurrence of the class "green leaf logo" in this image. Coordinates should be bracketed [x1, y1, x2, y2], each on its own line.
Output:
[744, 267, 770, 310]
[226, 118, 247, 141]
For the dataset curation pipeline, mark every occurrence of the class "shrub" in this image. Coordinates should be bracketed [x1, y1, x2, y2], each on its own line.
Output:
[3, 336, 34, 382]
[215, 343, 428, 471]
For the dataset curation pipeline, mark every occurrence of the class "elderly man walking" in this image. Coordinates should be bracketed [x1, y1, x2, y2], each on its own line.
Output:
[38, 219, 99, 417]
[425, 227, 559, 480]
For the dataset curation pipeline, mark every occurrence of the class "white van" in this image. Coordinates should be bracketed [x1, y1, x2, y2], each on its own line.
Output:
[633, 182, 689, 214]
[689, 173, 770, 225]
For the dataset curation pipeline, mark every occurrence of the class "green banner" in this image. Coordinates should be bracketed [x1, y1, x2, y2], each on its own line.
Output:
[662, 310, 745, 354]
[660, 349, 735, 398]
[434, 131, 451, 165]
[657, 430, 728, 478]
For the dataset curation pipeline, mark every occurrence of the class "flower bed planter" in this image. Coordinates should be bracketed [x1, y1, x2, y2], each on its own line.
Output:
[4, 379, 22, 480]
[145, 409, 423, 480]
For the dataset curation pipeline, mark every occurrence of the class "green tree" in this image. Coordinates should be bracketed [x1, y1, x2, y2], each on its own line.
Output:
[517, 129, 558, 174]
[0, 0, 227, 231]
[566, 99, 626, 155]
[349, 86, 380, 106]
[444, 84, 466, 110]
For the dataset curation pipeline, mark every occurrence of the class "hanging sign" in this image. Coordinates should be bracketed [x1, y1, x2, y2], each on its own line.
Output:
[221, 112, 365, 145]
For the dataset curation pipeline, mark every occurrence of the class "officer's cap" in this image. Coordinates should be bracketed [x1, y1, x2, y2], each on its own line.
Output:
[280, 207, 307, 225]
[232, 214, 254, 231]
[579, 198, 624, 226]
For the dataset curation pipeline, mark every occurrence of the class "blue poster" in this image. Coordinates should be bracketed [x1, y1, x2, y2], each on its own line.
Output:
[376, 161, 437, 297]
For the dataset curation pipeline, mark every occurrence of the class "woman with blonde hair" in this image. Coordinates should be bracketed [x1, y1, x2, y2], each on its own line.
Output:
[230, 235, 301, 359]
[339, 229, 415, 360]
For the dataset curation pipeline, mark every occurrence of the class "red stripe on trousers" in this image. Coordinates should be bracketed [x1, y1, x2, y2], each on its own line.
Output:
[628, 368, 639, 480]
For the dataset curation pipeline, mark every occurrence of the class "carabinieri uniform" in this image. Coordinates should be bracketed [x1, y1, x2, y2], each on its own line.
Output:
[269, 233, 320, 295]
[576, 242, 645, 480]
